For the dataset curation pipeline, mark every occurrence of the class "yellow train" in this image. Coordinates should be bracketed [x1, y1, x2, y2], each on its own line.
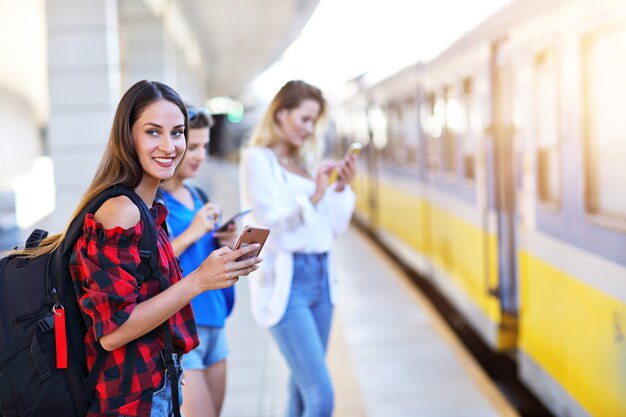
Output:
[334, 0, 626, 415]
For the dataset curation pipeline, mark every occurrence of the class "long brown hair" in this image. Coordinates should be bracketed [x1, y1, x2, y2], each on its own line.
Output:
[14, 80, 188, 257]
[248, 80, 326, 171]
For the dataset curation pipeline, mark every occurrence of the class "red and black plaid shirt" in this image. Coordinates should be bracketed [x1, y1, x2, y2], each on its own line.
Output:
[69, 203, 198, 417]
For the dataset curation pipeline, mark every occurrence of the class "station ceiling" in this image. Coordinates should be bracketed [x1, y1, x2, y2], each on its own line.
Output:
[177, 0, 320, 98]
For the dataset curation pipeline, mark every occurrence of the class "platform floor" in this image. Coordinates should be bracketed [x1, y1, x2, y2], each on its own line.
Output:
[198, 159, 519, 417]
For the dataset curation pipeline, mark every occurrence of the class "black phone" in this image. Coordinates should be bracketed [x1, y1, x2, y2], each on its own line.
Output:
[216, 208, 253, 232]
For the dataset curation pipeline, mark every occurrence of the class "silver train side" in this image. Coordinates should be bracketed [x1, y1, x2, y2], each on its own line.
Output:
[334, 0, 626, 416]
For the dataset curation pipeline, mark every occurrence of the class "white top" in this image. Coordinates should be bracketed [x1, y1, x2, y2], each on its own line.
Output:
[239, 146, 356, 327]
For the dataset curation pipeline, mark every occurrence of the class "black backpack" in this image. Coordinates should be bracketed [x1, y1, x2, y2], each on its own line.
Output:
[0, 186, 162, 417]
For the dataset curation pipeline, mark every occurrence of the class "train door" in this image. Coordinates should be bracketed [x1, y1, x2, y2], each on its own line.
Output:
[364, 103, 380, 229]
[346, 103, 377, 229]
[489, 40, 518, 316]
[416, 87, 433, 268]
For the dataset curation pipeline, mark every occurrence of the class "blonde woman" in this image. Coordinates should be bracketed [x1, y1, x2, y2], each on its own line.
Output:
[240, 80, 357, 417]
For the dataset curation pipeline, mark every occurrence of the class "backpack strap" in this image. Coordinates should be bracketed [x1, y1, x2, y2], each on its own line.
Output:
[151, 189, 184, 417]
[189, 185, 209, 204]
[61, 185, 158, 257]
[25, 229, 49, 249]
[154, 189, 172, 239]
[188, 185, 221, 248]
[154, 273, 183, 417]
[59, 186, 161, 400]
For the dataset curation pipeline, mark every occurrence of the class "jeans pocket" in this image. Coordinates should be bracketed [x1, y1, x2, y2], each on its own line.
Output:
[152, 373, 168, 396]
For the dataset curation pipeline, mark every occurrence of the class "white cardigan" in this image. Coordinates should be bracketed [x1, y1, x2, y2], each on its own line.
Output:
[239, 146, 356, 327]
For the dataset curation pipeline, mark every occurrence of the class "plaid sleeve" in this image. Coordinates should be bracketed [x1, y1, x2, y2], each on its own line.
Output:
[71, 214, 144, 341]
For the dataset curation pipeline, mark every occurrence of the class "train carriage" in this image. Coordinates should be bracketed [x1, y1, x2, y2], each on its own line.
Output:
[335, 0, 626, 415]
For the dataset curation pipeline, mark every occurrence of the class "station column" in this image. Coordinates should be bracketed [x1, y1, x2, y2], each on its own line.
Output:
[45, 0, 121, 230]
[118, 0, 175, 90]
[118, 0, 204, 104]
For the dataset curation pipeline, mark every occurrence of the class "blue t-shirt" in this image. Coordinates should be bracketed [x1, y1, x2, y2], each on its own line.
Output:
[160, 186, 234, 327]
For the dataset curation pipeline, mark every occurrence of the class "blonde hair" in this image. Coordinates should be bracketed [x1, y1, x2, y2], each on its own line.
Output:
[248, 80, 327, 172]
[11, 80, 188, 258]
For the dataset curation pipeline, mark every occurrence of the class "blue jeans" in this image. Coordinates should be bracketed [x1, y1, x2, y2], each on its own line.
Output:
[150, 353, 184, 417]
[270, 253, 334, 417]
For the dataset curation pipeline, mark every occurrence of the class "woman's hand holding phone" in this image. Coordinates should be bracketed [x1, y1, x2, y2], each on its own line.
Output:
[190, 242, 263, 292]
[214, 221, 237, 249]
[215, 208, 253, 232]
[311, 160, 336, 205]
[169, 202, 221, 257]
[213, 208, 254, 248]
[334, 152, 358, 191]
[232, 225, 270, 261]
[328, 143, 361, 190]
[185, 203, 221, 242]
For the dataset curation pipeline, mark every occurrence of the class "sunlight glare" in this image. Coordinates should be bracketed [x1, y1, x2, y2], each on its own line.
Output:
[251, 0, 512, 102]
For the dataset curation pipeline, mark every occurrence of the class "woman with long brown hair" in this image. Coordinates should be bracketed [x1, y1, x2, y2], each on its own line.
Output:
[23, 80, 261, 417]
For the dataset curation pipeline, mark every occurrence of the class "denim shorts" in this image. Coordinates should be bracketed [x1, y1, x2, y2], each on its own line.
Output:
[150, 353, 184, 417]
[183, 326, 228, 370]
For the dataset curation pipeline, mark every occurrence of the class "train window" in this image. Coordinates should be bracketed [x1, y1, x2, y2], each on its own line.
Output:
[381, 98, 420, 167]
[403, 96, 420, 165]
[534, 48, 561, 206]
[385, 103, 407, 164]
[462, 77, 476, 181]
[443, 86, 461, 175]
[422, 92, 442, 172]
[583, 25, 626, 223]
[333, 109, 352, 152]
[349, 109, 370, 147]
[368, 106, 388, 149]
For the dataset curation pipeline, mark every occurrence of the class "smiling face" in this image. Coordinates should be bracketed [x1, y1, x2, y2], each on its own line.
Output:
[177, 127, 209, 180]
[276, 98, 321, 149]
[131, 99, 186, 183]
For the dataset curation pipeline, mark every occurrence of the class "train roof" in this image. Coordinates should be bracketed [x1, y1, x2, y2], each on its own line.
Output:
[343, 0, 570, 97]
[428, 0, 573, 66]
[339, 0, 601, 103]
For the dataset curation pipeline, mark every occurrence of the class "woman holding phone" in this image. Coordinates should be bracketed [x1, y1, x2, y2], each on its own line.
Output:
[240, 80, 357, 417]
[14, 80, 261, 417]
[159, 105, 237, 417]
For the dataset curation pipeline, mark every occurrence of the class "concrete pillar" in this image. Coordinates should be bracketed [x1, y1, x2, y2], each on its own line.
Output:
[119, 0, 175, 90]
[0, 1, 49, 233]
[175, 47, 205, 106]
[46, 0, 121, 231]
[0, 89, 42, 231]
[119, 0, 205, 104]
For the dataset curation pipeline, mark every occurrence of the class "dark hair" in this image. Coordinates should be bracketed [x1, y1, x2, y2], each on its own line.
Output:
[187, 105, 214, 130]
[103, 80, 189, 188]
[15, 80, 188, 257]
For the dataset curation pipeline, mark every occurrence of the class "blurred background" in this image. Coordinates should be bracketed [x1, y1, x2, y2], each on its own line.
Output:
[0, 0, 508, 235]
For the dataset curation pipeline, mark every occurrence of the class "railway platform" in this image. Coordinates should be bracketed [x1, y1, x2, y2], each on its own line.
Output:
[197, 159, 519, 417]
[0, 157, 520, 417]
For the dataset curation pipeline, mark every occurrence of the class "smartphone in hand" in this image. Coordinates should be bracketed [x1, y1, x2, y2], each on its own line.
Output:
[216, 208, 253, 232]
[233, 225, 270, 261]
[328, 142, 363, 185]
